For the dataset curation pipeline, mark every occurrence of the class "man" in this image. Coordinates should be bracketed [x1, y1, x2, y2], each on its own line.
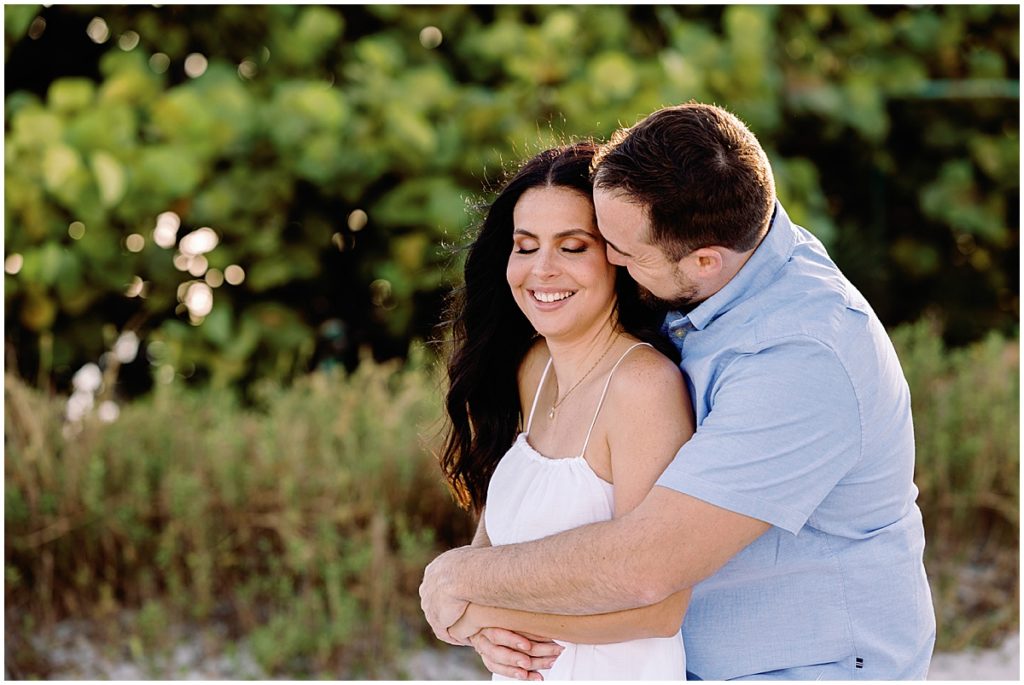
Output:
[421, 103, 936, 680]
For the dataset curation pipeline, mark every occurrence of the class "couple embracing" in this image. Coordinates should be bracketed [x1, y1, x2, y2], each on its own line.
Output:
[421, 102, 936, 680]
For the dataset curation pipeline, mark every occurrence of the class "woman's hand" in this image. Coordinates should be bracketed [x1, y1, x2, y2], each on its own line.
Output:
[466, 628, 563, 681]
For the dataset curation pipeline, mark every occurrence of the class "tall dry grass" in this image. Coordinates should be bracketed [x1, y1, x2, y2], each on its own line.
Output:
[4, 324, 1019, 676]
[5, 348, 472, 676]
[892, 320, 1019, 650]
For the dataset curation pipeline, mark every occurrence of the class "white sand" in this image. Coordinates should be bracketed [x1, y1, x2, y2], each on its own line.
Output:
[23, 621, 1021, 680]
[927, 633, 1019, 681]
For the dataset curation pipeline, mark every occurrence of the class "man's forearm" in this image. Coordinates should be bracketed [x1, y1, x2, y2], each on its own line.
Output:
[439, 487, 769, 616]
[423, 488, 769, 642]
[444, 515, 657, 615]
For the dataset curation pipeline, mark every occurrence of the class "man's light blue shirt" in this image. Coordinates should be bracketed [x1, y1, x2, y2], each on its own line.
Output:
[655, 202, 936, 680]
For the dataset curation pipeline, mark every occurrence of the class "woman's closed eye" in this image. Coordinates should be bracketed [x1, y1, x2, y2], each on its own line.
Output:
[514, 245, 587, 255]
[511, 236, 592, 254]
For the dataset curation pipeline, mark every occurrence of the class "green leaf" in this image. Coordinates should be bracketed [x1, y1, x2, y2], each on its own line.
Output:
[4, 6, 38, 46]
[201, 299, 234, 346]
[372, 177, 469, 235]
[20, 243, 66, 287]
[65, 103, 137, 155]
[134, 145, 204, 199]
[48, 78, 96, 114]
[11, 105, 64, 149]
[42, 143, 92, 210]
[90, 151, 127, 207]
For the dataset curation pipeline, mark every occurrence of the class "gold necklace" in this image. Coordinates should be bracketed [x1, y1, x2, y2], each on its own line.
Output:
[548, 338, 617, 421]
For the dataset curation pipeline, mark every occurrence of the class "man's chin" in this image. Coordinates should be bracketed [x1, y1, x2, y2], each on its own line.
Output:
[638, 285, 700, 311]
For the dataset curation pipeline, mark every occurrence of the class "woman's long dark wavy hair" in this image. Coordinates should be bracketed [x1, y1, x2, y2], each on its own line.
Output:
[438, 141, 679, 512]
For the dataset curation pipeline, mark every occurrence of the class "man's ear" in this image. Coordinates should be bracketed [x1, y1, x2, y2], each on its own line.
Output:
[683, 247, 725, 279]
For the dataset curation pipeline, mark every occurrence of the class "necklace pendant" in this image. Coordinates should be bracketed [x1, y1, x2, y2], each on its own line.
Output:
[548, 407, 555, 420]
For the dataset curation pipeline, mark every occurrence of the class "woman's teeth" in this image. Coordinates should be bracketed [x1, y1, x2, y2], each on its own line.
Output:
[534, 291, 575, 303]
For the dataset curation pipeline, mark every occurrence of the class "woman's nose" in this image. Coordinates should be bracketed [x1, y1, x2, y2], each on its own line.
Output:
[531, 248, 558, 277]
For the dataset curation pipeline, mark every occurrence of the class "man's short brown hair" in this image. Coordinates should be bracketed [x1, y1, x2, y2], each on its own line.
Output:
[593, 103, 776, 260]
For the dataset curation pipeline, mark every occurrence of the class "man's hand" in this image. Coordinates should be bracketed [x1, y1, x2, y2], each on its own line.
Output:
[467, 628, 563, 681]
[420, 548, 472, 645]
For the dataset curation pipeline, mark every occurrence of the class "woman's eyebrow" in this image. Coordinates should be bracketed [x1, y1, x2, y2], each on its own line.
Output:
[512, 228, 597, 238]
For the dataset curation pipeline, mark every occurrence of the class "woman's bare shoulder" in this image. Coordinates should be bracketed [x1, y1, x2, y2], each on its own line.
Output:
[606, 343, 689, 413]
[603, 343, 694, 467]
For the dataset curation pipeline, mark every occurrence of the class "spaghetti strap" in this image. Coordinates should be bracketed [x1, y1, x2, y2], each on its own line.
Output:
[525, 356, 554, 434]
[580, 342, 653, 458]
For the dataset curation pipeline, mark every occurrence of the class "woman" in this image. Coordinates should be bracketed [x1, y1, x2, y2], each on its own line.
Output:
[437, 142, 695, 680]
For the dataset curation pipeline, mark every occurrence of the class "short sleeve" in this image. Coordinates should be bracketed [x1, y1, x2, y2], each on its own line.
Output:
[656, 337, 862, 534]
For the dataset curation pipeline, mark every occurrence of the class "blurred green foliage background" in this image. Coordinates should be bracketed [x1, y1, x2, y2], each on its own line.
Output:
[4, 4, 1018, 395]
[3, 3, 1019, 679]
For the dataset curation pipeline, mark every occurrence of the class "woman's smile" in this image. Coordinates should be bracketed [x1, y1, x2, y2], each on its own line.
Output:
[530, 289, 578, 304]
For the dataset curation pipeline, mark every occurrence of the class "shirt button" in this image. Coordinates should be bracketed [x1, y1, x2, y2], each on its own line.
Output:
[672, 328, 686, 339]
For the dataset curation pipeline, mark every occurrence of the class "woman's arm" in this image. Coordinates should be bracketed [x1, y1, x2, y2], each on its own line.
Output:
[457, 347, 696, 645]
[452, 588, 691, 643]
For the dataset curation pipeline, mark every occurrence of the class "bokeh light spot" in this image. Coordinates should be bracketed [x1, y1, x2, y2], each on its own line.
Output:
[125, 276, 145, 298]
[224, 264, 245, 285]
[179, 227, 219, 256]
[205, 268, 224, 288]
[69, 221, 86, 240]
[238, 59, 258, 80]
[185, 282, 214, 318]
[184, 53, 209, 78]
[348, 209, 368, 232]
[118, 30, 140, 51]
[149, 53, 170, 74]
[419, 26, 443, 49]
[86, 17, 110, 44]
[98, 400, 121, 423]
[173, 252, 191, 272]
[73, 363, 103, 394]
[153, 211, 180, 248]
[126, 233, 145, 252]
[28, 16, 46, 40]
[187, 254, 209, 277]
[370, 278, 394, 308]
[114, 331, 140, 364]
[5, 254, 24, 275]
[66, 390, 94, 423]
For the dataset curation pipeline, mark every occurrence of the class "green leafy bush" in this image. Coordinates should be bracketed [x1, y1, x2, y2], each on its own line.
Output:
[3, 5, 1018, 394]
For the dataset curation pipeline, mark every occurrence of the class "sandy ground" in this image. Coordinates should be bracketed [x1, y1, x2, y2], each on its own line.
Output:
[926, 633, 1019, 681]
[10, 605, 1018, 681]
[18, 623, 1019, 680]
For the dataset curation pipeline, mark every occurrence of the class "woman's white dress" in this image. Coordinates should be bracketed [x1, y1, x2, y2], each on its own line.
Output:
[484, 343, 686, 680]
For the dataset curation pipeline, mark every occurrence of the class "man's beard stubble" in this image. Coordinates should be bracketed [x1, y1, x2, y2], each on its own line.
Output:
[637, 282, 703, 313]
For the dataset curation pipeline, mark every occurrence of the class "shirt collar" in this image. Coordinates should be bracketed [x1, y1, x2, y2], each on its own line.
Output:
[665, 201, 798, 332]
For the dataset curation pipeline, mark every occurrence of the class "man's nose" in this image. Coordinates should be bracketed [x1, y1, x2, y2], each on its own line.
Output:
[606, 245, 626, 266]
